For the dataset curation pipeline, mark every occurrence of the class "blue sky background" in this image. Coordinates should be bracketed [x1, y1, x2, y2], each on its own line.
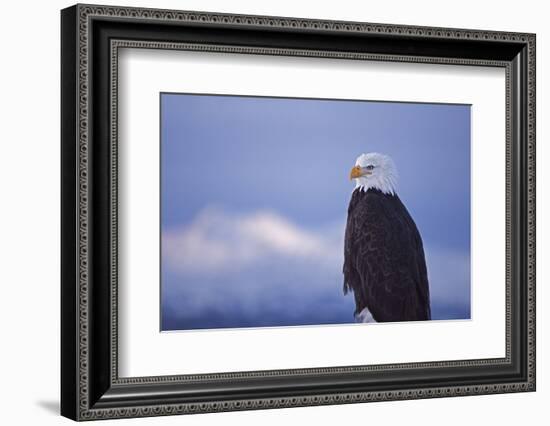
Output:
[160, 93, 471, 331]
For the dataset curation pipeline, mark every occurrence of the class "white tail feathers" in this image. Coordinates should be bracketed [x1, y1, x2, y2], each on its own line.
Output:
[355, 307, 377, 323]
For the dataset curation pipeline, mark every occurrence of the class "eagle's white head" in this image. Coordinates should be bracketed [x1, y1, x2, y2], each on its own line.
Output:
[350, 152, 398, 195]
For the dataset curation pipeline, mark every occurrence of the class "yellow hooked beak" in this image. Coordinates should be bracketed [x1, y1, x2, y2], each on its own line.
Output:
[349, 165, 371, 180]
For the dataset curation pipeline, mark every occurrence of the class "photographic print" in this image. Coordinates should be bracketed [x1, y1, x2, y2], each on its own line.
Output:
[160, 93, 471, 331]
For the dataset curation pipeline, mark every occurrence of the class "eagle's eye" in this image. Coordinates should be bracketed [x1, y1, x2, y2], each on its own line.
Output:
[365, 165, 375, 170]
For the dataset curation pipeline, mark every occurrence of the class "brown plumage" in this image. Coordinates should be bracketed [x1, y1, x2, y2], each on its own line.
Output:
[343, 188, 431, 322]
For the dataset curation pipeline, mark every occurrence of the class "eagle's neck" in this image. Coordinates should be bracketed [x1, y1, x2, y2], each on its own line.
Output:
[355, 172, 397, 195]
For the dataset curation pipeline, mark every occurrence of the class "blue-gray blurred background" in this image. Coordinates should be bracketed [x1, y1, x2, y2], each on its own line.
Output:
[160, 93, 471, 331]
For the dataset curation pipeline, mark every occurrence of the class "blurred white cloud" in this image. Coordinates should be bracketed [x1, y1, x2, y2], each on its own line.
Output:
[162, 206, 344, 273]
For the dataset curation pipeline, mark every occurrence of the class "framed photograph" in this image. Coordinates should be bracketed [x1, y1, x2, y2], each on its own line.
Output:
[61, 4, 536, 421]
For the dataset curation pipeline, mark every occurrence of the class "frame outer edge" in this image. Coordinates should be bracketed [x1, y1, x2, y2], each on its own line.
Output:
[61, 4, 80, 422]
[527, 34, 535, 390]
[76, 2, 90, 420]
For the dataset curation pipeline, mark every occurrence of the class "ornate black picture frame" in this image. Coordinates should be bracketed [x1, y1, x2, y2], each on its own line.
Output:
[61, 3, 536, 421]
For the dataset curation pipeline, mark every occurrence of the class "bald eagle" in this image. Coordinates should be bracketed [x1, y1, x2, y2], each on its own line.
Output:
[343, 153, 431, 323]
